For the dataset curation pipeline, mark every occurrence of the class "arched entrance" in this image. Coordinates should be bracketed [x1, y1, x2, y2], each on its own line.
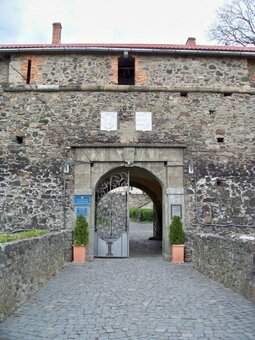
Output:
[94, 166, 162, 257]
[73, 144, 185, 260]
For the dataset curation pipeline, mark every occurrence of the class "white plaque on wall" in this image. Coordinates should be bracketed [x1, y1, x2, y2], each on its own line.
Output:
[100, 112, 117, 131]
[171, 205, 182, 218]
[135, 112, 152, 131]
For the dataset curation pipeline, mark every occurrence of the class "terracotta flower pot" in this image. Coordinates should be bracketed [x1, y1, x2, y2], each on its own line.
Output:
[73, 245, 86, 263]
[171, 244, 185, 263]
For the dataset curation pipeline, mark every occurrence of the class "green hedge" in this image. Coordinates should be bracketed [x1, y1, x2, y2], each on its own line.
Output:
[129, 208, 154, 222]
[0, 230, 48, 243]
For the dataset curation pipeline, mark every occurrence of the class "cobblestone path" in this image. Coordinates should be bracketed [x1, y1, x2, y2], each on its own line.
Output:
[0, 224, 255, 339]
[129, 222, 161, 257]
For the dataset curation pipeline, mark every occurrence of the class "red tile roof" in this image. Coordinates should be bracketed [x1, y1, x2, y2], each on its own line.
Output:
[0, 43, 254, 53]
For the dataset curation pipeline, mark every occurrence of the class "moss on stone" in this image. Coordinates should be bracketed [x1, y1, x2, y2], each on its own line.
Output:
[0, 230, 48, 243]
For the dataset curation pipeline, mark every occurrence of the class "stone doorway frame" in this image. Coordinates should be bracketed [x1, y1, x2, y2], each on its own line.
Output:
[72, 144, 185, 260]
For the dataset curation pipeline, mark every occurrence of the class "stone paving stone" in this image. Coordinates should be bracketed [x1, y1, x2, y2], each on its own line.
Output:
[0, 223, 255, 339]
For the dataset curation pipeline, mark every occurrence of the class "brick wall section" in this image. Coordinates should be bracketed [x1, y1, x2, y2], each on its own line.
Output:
[52, 23, 62, 44]
[135, 57, 148, 85]
[187, 231, 255, 303]
[20, 55, 44, 83]
[111, 57, 118, 84]
[248, 59, 255, 86]
[0, 231, 72, 321]
[109, 55, 148, 85]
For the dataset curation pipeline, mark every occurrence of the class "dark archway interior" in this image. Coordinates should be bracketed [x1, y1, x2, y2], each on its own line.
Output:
[129, 167, 163, 240]
[96, 166, 163, 241]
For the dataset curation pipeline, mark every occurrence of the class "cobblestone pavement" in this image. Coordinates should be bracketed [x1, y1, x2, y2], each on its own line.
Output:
[0, 224, 255, 340]
[129, 222, 161, 257]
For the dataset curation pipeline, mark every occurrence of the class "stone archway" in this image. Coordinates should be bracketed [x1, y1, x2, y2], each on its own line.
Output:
[73, 144, 185, 260]
[93, 166, 163, 257]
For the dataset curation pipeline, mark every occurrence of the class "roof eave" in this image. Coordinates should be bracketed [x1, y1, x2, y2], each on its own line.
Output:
[0, 46, 255, 58]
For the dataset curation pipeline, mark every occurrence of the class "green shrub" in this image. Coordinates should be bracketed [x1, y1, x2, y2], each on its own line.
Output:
[0, 230, 48, 243]
[129, 208, 153, 222]
[169, 216, 184, 245]
[73, 215, 89, 246]
[140, 208, 153, 222]
[129, 208, 139, 220]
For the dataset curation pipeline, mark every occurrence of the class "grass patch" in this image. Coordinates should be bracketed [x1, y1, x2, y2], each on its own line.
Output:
[0, 230, 48, 243]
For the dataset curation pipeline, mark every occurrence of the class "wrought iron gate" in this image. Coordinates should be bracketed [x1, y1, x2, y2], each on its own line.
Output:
[94, 171, 129, 257]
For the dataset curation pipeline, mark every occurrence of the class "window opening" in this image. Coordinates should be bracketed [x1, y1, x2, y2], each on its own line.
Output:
[223, 92, 232, 97]
[118, 56, 135, 85]
[180, 92, 188, 97]
[16, 136, 23, 144]
[217, 137, 224, 143]
[26, 60, 32, 84]
[209, 109, 216, 115]
[216, 179, 222, 186]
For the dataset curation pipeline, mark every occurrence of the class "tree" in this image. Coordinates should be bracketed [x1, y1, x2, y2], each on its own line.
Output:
[73, 215, 89, 246]
[169, 216, 184, 246]
[207, 0, 255, 46]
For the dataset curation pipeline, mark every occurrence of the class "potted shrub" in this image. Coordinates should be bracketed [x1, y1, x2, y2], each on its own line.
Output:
[73, 215, 89, 263]
[169, 215, 185, 263]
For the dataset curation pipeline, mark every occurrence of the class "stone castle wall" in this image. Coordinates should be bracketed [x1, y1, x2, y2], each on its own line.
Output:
[7, 54, 255, 87]
[129, 193, 152, 209]
[9, 54, 115, 85]
[135, 55, 251, 87]
[0, 53, 254, 232]
[0, 231, 72, 321]
[190, 232, 255, 303]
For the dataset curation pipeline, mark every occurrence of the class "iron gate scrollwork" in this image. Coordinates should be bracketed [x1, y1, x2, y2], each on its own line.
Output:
[95, 171, 129, 257]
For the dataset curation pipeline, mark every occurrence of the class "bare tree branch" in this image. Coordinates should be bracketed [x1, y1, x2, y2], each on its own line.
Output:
[207, 0, 255, 46]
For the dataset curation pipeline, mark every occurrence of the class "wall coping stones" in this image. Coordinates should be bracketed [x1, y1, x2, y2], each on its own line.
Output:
[4, 84, 255, 94]
[71, 143, 186, 148]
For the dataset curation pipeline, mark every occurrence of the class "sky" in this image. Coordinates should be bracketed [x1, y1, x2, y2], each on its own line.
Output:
[0, 0, 226, 45]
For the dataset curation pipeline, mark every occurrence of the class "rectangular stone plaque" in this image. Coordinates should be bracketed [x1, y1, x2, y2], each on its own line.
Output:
[74, 195, 91, 206]
[76, 207, 88, 217]
[100, 111, 117, 131]
[171, 204, 182, 218]
[135, 112, 152, 131]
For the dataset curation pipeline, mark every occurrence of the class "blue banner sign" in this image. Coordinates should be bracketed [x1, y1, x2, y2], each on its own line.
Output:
[74, 195, 91, 206]
[76, 207, 88, 217]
